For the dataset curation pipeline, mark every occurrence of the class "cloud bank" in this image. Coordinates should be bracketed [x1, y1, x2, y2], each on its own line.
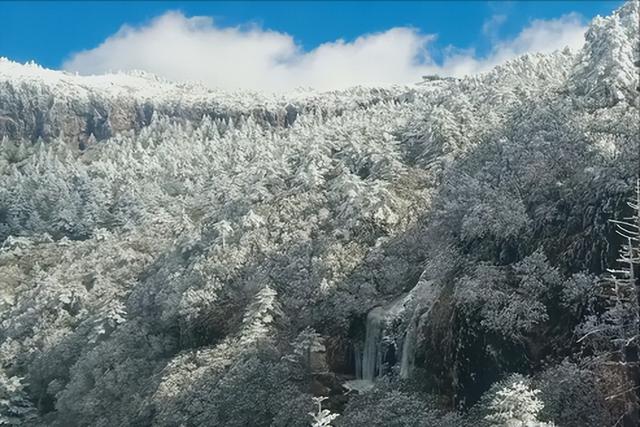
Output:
[63, 11, 587, 92]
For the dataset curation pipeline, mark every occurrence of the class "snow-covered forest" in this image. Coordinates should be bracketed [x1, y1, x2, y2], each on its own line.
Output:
[0, 2, 638, 426]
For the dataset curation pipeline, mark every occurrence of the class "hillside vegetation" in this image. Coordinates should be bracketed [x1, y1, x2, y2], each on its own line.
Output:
[0, 2, 638, 426]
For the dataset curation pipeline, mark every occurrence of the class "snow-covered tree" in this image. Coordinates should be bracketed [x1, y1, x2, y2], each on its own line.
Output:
[309, 397, 339, 427]
[0, 3, 637, 424]
[481, 375, 550, 427]
[0, 373, 37, 425]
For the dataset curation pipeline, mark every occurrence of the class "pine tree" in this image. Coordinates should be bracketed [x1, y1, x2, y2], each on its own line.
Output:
[240, 286, 283, 346]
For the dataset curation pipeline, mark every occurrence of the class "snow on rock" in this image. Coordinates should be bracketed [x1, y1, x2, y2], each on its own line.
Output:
[0, 57, 422, 146]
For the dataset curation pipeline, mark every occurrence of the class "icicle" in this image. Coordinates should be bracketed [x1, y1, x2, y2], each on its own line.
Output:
[354, 344, 362, 379]
[361, 306, 385, 381]
[400, 321, 416, 379]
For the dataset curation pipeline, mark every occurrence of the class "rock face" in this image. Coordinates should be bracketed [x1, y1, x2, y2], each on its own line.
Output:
[0, 70, 295, 147]
[0, 59, 417, 148]
[325, 336, 355, 375]
[307, 336, 352, 413]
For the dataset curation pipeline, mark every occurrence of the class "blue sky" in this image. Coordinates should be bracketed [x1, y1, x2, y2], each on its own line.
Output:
[0, 1, 623, 91]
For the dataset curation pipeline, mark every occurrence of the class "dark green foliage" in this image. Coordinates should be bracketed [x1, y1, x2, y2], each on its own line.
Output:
[339, 387, 460, 427]
[535, 361, 613, 427]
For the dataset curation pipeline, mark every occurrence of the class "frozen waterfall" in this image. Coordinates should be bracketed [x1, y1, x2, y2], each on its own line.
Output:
[400, 321, 416, 379]
[353, 279, 441, 384]
[361, 306, 385, 381]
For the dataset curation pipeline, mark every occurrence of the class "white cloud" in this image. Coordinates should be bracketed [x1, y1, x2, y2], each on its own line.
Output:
[483, 14, 507, 39]
[63, 11, 588, 92]
[441, 13, 588, 76]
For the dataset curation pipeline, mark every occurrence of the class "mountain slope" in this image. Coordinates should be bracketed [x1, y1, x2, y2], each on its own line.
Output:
[0, 2, 638, 426]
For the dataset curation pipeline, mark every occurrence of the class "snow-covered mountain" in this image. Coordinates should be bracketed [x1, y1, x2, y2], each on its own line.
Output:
[1, 2, 636, 148]
[0, 2, 638, 427]
[0, 57, 423, 147]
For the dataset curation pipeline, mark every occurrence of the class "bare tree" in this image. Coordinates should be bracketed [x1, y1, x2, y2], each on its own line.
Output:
[603, 179, 640, 426]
